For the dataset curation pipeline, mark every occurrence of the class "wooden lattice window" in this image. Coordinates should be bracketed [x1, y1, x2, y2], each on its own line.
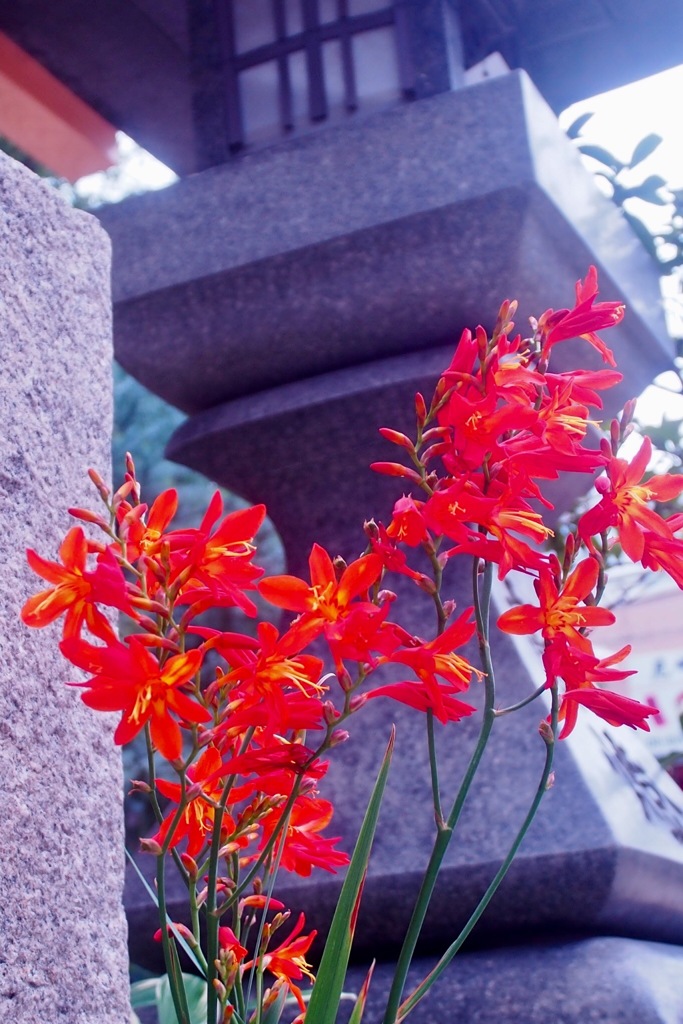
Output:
[216, 0, 416, 148]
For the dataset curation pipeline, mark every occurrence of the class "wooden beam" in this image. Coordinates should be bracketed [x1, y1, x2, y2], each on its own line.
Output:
[0, 30, 117, 181]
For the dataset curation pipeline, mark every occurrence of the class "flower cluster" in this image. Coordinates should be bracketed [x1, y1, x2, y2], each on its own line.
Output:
[21, 267, 678, 1023]
[373, 267, 678, 738]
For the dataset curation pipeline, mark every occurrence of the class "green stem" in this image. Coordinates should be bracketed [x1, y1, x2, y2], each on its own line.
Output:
[157, 852, 191, 1024]
[381, 559, 497, 1024]
[425, 711, 443, 826]
[494, 680, 547, 717]
[424, 544, 449, 822]
[395, 684, 559, 1022]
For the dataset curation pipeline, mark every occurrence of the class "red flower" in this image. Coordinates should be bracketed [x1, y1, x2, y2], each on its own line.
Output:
[579, 435, 683, 561]
[152, 745, 229, 857]
[371, 610, 480, 723]
[117, 487, 178, 563]
[258, 794, 348, 877]
[535, 266, 624, 366]
[170, 494, 266, 616]
[22, 526, 130, 642]
[218, 926, 248, 962]
[197, 620, 326, 733]
[425, 481, 553, 579]
[61, 636, 207, 760]
[560, 687, 657, 737]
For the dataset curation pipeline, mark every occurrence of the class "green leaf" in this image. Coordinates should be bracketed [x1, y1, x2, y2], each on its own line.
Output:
[565, 111, 593, 139]
[130, 977, 163, 1008]
[635, 174, 670, 206]
[577, 143, 623, 173]
[157, 973, 207, 1024]
[306, 729, 395, 1024]
[629, 133, 663, 168]
[347, 962, 375, 1024]
[622, 211, 658, 257]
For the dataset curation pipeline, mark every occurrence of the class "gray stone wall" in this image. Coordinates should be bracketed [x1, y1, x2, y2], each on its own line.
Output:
[0, 153, 130, 1022]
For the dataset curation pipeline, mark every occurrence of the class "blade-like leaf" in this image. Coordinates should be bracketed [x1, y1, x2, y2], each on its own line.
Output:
[629, 132, 662, 168]
[565, 111, 593, 139]
[124, 848, 206, 977]
[347, 962, 376, 1024]
[306, 729, 395, 1024]
[577, 143, 623, 173]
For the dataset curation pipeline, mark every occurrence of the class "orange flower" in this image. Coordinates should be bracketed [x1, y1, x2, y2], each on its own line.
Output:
[22, 526, 130, 642]
[255, 913, 317, 1014]
[118, 487, 178, 561]
[497, 558, 614, 651]
[259, 543, 382, 633]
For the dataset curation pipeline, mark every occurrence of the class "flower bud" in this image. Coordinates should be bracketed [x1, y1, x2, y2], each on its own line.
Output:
[349, 694, 368, 713]
[68, 506, 109, 529]
[545, 771, 556, 791]
[329, 729, 350, 747]
[379, 427, 415, 451]
[370, 462, 422, 483]
[128, 779, 152, 795]
[363, 518, 379, 539]
[88, 467, 110, 500]
[323, 701, 340, 725]
[139, 837, 163, 856]
[333, 555, 348, 580]
[212, 979, 227, 1001]
[337, 667, 354, 692]
[181, 853, 199, 878]
[610, 417, 620, 454]
[538, 719, 554, 745]
[415, 391, 427, 425]
[415, 576, 437, 596]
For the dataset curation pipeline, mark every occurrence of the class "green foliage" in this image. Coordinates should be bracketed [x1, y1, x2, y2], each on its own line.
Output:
[568, 113, 683, 502]
[131, 973, 207, 1024]
[306, 730, 394, 1024]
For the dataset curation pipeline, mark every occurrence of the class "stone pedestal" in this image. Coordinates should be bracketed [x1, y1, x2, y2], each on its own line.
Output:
[0, 154, 130, 1022]
[100, 71, 683, 1020]
[340, 937, 683, 1023]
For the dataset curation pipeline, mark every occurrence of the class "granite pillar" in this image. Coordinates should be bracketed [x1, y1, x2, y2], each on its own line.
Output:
[0, 153, 130, 1022]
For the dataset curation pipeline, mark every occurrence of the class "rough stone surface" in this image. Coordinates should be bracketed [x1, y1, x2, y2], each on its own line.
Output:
[0, 153, 130, 1022]
[338, 937, 683, 1024]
